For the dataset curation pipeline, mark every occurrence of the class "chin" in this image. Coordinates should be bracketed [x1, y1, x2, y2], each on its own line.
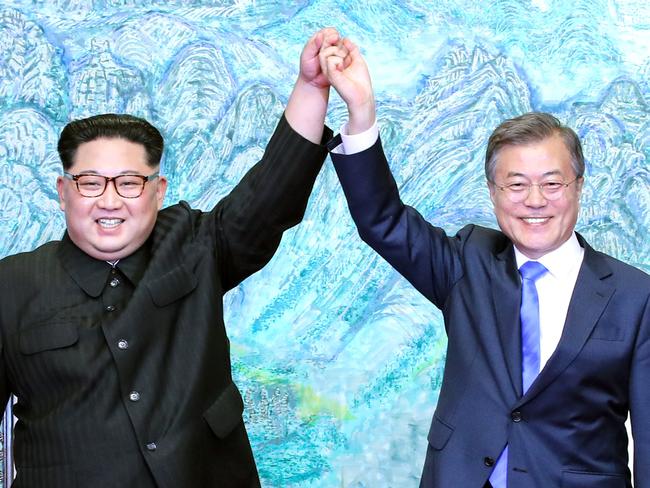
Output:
[85, 243, 132, 261]
[520, 241, 558, 258]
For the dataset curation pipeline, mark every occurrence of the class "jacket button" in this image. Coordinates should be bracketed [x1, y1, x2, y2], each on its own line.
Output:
[484, 456, 495, 467]
[511, 411, 522, 422]
[129, 391, 140, 402]
[110, 278, 120, 287]
[146, 442, 157, 451]
[105, 305, 116, 312]
[118, 339, 129, 350]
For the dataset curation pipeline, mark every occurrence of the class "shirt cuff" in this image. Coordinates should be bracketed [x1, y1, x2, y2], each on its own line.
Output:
[330, 120, 379, 155]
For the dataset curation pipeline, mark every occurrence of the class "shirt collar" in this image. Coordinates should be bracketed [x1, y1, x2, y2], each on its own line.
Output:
[514, 232, 584, 279]
[58, 232, 150, 296]
[116, 242, 150, 286]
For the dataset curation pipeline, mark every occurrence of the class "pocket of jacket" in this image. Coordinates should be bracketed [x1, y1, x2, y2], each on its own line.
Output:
[561, 470, 626, 488]
[589, 321, 624, 341]
[19, 322, 79, 355]
[427, 415, 454, 450]
[203, 382, 245, 439]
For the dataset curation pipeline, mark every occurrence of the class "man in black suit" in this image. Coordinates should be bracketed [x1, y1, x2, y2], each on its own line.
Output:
[319, 38, 650, 487]
[0, 28, 338, 487]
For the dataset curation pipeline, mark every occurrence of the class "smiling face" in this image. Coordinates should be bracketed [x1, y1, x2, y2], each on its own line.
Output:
[489, 134, 583, 259]
[56, 137, 167, 261]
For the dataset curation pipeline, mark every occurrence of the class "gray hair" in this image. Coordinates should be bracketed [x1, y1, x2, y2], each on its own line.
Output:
[485, 112, 584, 182]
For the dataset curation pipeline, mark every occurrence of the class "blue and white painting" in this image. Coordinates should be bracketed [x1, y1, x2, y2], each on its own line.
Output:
[0, 1, 648, 486]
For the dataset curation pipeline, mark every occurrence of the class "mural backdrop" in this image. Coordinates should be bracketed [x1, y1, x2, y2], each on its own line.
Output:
[0, 1, 648, 486]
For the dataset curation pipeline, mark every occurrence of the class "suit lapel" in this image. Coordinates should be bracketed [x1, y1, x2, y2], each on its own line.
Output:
[491, 244, 523, 398]
[516, 238, 614, 406]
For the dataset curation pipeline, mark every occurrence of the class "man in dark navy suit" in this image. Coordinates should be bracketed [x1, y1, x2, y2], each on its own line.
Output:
[319, 37, 649, 487]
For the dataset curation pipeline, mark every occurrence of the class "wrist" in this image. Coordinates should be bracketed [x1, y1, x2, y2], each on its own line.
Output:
[348, 99, 376, 135]
[285, 76, 329, 144]
[296, 72, 329, 93]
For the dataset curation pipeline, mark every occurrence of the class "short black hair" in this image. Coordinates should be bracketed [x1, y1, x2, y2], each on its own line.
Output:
[57, 113, 164, 170]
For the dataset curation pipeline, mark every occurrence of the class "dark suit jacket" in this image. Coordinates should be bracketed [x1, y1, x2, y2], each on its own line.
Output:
[330, 137, 650, 488]
[0, 115, 331, 487]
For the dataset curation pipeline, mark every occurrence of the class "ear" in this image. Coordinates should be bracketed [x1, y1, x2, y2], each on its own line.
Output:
[575, 176, 584, 196]
[56, 175, 66, 211]
[155, 175, 168, 210]
[488, 181, 497, 206]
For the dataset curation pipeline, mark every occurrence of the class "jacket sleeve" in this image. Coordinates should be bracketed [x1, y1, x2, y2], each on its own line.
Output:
[330, 136, 465, 308]
[0, 340, 9, 415]
[630, 293, 650, 486]
[0, 302, 11, 424]
[209, 114, 332, 292]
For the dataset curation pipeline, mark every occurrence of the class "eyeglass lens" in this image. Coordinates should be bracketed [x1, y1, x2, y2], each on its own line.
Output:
[76, 175, 146, 198]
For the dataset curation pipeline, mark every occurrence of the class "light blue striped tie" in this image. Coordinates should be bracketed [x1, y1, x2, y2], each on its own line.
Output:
[489, 261, 547, 487]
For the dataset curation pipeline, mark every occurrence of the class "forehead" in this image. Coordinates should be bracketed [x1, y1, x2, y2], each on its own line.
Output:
[495, 135, 574, 178]
[71, 137, 149, 174]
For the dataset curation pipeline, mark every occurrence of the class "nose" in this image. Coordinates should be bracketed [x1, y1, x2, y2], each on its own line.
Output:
[96, 181, 123, 209]
[523, 184, 547, 207]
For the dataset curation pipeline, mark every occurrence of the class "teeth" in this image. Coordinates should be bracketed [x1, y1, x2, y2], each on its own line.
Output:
[523, 217, 547, 224]
[98, 218, 123, 228]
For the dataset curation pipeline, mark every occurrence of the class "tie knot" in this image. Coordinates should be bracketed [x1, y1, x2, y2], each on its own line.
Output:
[519, 261, 547, 282]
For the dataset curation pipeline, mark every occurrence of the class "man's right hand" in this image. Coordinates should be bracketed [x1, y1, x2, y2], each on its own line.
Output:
[319, 37, 376, 135]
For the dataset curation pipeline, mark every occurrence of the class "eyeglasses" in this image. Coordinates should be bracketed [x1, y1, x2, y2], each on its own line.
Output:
[491, 177, 581, 203]
[63, 172, 159, 198]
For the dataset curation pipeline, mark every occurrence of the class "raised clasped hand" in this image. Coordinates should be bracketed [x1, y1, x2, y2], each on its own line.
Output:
[318, 34, 376, 134]
[300, 27, 342, 89]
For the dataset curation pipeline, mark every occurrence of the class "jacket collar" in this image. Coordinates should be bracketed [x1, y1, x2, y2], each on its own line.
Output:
[57, 232, 150, 297]
[492, 240, 523, 396]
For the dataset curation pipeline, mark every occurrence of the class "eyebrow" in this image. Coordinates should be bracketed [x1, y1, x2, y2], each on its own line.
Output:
[75, 170, 147, 176]
[505, 169, 564, 178]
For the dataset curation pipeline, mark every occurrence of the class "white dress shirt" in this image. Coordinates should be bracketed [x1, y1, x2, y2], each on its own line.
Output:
[515, 235, 584, 369]
[331, 121, 379, 155]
